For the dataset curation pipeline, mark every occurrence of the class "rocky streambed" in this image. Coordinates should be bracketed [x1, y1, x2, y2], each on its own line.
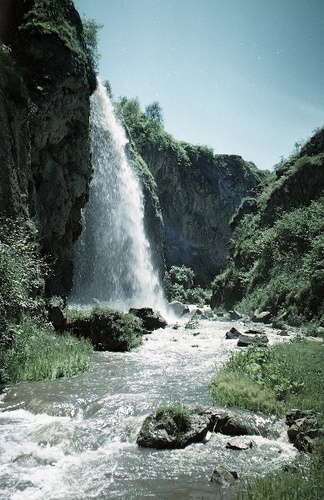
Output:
[0, 312, 298, 499]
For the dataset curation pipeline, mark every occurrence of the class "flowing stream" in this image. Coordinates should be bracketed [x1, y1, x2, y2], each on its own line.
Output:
[70, 79, 165, 312]
[0, 318, 297, 499]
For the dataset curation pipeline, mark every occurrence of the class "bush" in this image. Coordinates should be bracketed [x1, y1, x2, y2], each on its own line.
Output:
[165, 265, 210, 306]
[0, 217, 92, 383]
[0, 217, 45, 331]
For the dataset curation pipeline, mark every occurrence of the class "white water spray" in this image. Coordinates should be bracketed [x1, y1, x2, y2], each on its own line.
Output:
[70, 79, 165, 311]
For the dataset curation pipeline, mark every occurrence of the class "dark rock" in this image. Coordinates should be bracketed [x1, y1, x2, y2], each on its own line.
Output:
[226, 438, 254, 450]
[129, 307, 167, 331]
[210, 468, 238, 484]
[226, 327, 241, 339]
[214, 414, 257, 436]
[136, 408, 211, 449]
[237, 334, 269, 347]
[136, 407, 259, 450]
[229, 310, 243, 320]
[244, 328, 264, 334]
[278, 330, 289, 336]
[48, 305, 67, 332]
[252, 311, 272, 324]
[286, 409, 322, 452]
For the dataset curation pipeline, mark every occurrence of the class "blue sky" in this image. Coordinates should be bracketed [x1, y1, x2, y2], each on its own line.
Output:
[75, 0, 324, 169]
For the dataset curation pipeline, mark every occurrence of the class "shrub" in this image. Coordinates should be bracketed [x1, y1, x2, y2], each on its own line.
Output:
[165, 265, 210, 305]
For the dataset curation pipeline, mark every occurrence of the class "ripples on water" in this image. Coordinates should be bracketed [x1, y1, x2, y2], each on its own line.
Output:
[0, 318, 297, 499]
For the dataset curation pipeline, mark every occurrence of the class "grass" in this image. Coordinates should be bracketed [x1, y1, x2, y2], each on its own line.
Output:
[0, 316, 92, 382]
[238, 440, 324, 500]
[211, 338, 324, 499]
[211, 339, 324, 422]
[155, 405, 192, 433]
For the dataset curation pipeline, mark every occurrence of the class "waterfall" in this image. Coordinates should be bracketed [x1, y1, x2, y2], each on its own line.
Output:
[70, 79, 165, 312]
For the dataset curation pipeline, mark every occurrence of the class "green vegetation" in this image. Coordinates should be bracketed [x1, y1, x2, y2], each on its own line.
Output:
[155, 405, 192, 432]
[0, 217, 92, 383]
[211, 339, 324, 422]
[17, 0, 100, 91]
[211, 339, 324, 499]
[117, 97, 190, 168]
[212, 194, 324, 327]
[164, 265, 211, 306]
[237, 440, 324, 500]
[20, 0, 83, 57]
[0, 317, 91, 382]
[67, 306, 144, 351]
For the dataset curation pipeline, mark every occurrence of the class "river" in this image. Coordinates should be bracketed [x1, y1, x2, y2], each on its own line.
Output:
[0, 316, 297, 499]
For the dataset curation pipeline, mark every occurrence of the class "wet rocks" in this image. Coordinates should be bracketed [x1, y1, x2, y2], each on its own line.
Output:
[225, 327, 241, 339]
[167, 301, 189, 318]
[136, 406, 260, 449]
[129, 307, 167, 331]
[286, 409, 324, 452]
[237, 334, 269, 347]
[226, 438, 255, 450]
[210, 468, 239, 484]
[252, 311, 272, 324]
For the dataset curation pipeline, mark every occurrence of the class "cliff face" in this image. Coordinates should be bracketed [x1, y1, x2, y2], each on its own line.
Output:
[0, 0, 93, 296]
[140, 144, 262, 285]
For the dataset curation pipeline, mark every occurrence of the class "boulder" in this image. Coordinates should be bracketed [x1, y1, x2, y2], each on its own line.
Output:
[136, 407, 259, 450]
[129, 307, 167, 331]
[167, 301, 189, 318]
[244, 328, 265, 334]
[252, 311, 272, 324]
[226, 327, 241, 339]
[210, 468, 238, 485]
[237, 334, 269, 347]
[226, 438, 254, 450]
[228, 310, 243, 320]
[48, 305, 67, 332]
[286, 409, 323, 452]
[136, 407, 211, 449]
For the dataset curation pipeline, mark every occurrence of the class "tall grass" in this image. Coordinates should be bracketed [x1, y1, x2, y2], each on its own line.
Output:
[0, 317, 92, 382]
[211, 339, 324, 423]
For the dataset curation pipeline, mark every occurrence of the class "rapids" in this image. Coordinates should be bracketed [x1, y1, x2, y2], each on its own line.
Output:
[0, 317, 297, 499]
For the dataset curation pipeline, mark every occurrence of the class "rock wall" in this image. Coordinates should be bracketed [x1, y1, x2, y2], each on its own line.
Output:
[140, 145, 262, 285]
[0, 0, 93, 296]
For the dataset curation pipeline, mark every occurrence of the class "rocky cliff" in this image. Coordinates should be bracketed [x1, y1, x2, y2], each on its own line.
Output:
[0, 0, 94, 296]
[210, 127, 324, 324]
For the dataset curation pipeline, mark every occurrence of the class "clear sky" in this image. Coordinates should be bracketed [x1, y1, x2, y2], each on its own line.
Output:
[75, 0, 324, 170]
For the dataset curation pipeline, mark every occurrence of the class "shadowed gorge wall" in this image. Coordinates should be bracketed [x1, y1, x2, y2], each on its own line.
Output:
[0, 0, 93, 295]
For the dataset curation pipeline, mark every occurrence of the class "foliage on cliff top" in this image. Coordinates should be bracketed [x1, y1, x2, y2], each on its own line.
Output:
[211, 130, 324, 326]
[16, 0, 99, 90]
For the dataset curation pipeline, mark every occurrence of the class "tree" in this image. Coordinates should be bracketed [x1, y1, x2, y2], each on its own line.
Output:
[82, 18, 102, 74]
[103, 80, 113, 99]
[144, 101, 164, 126]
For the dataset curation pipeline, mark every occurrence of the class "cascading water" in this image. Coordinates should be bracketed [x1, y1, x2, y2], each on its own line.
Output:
[70, 79, 165, 311]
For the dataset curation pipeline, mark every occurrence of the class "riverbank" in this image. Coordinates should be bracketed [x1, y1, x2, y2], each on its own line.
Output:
[211, 336, 324, 499]
[0, 315, 297, 499]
